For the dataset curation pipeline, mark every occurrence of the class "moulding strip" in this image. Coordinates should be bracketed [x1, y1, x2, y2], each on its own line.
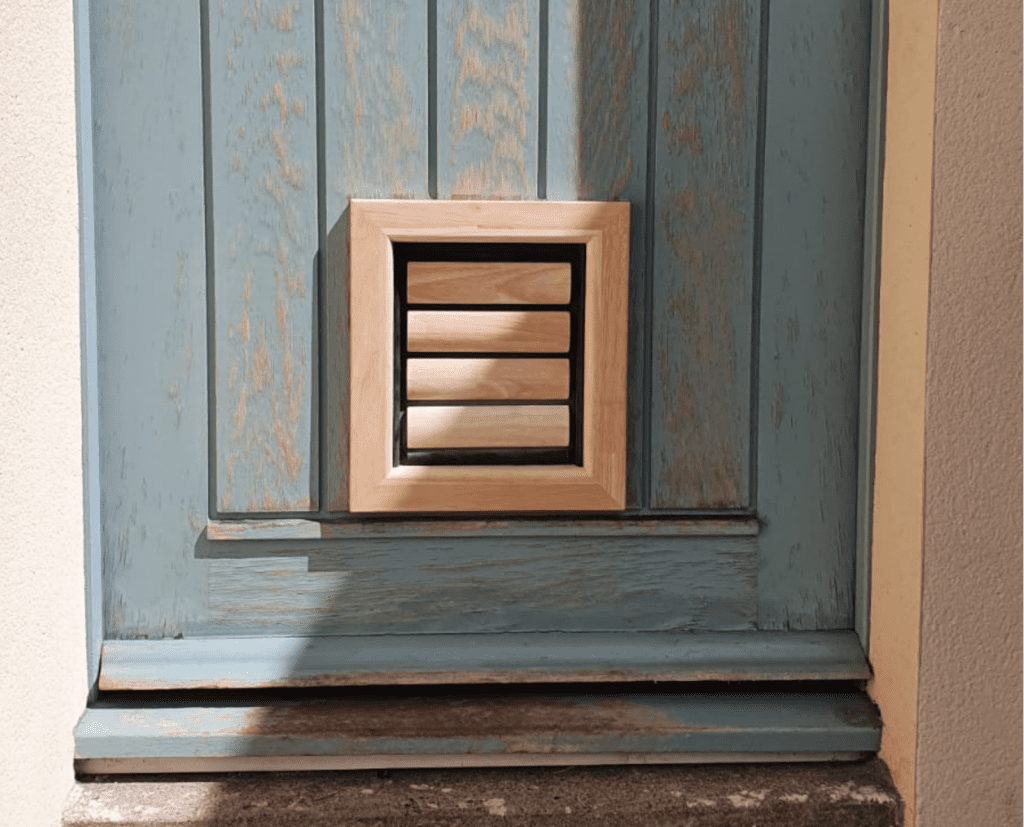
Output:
[99, 630, 869, 690]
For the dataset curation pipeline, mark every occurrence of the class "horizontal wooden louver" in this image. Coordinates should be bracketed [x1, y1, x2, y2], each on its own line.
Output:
[396, 242, 583, 468]
[407, 261, 572, 304]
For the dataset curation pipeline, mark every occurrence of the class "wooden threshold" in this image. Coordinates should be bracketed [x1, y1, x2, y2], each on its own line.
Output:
[74, 690, 880, 774]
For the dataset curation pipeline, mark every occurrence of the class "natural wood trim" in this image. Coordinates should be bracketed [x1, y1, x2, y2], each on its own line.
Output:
[407, 261, 572, 304]
[407, 405, 569, 449]
[406, 310, 571, 353]
[406, 358, 570, 400]
[349, 199, 629, 512]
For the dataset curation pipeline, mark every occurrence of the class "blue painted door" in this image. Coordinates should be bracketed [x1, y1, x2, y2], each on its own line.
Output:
[90, 0, 875, 675]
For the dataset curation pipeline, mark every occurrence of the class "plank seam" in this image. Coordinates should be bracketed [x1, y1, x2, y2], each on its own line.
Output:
[314, 0, 327, 516]
[749, 0, 772, 511]
[537, 0, 549, 198]
[640, 0, 660, 512]
[427, 0, 438, 199]
[200, 0, 218, 520]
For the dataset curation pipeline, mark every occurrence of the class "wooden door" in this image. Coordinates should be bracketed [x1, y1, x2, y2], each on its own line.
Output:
[90, 0, 876, 687]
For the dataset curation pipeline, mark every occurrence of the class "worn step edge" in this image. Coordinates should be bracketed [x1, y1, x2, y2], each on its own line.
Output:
[75, 690, 881, 774]
[99, 630, 870, 690]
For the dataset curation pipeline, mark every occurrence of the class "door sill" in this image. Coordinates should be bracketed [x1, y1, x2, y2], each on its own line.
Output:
[75, 687, 880, 774]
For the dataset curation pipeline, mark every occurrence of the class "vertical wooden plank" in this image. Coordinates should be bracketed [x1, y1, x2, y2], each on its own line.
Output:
[547, 0, 650, 507]
[211, 0, 319, 513]
[756, 0, 872, 629]
[649, 0, 760, 510]
[323, 0, 429, 511]
[437, 0, 538, 198]
[91, 1, 210, 637]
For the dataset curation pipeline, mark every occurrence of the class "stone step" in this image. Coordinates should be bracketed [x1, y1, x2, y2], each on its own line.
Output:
[64, 759, 902, 826]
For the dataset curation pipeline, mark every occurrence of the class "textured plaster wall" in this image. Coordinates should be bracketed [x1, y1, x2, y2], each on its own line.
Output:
[916, 0, 1024, 824]
[867, 0, 938, 821]
[0, 1, 87, 825]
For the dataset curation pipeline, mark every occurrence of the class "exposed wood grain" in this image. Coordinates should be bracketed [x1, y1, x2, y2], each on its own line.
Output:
[649, 0, 760, 510]
[210, 0, 319, 513]
[438, 0, 538, 197]
[90, 1, 210, 638]
[755, 1, 872, 629]
[407, 358, 570, 400]
[407, 310, 571, 353]
[406, 405, 570, 448]
[407, 261, 572, 304]
[547, 0, 649, 506]
[323, 0, 429, 511]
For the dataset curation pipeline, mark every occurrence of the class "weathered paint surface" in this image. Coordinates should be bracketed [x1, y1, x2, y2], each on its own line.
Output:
[211, 0, 318, 514]
[205, 516, 761, 541]
[74, 691, 881, 759]
[756, 1, 872, 629]
[547, 0, 650, 506]
[323, 0, 429, 511]
[99, 631, 870, 689]
[195, 536, 756, 636]
[650, 0, 760, 510]
[438, 0, 538, 197]
[91, 1, 210, 639]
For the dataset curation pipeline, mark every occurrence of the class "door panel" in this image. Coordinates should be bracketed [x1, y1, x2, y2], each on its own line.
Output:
[92, 0, 873, 652]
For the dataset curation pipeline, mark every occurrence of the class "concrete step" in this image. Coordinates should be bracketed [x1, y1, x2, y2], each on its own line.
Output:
[65, 759, 902, 826]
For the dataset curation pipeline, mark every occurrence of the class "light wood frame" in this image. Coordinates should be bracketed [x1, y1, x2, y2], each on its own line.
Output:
[348, 199, 629, 512]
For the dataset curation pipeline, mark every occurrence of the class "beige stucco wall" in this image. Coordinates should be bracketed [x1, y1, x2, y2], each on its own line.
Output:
[867, 0, 938, 820]
[0, 1, 86, 825]
[870, 0, 1023, 825]
[915, 0, 1023, 824]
